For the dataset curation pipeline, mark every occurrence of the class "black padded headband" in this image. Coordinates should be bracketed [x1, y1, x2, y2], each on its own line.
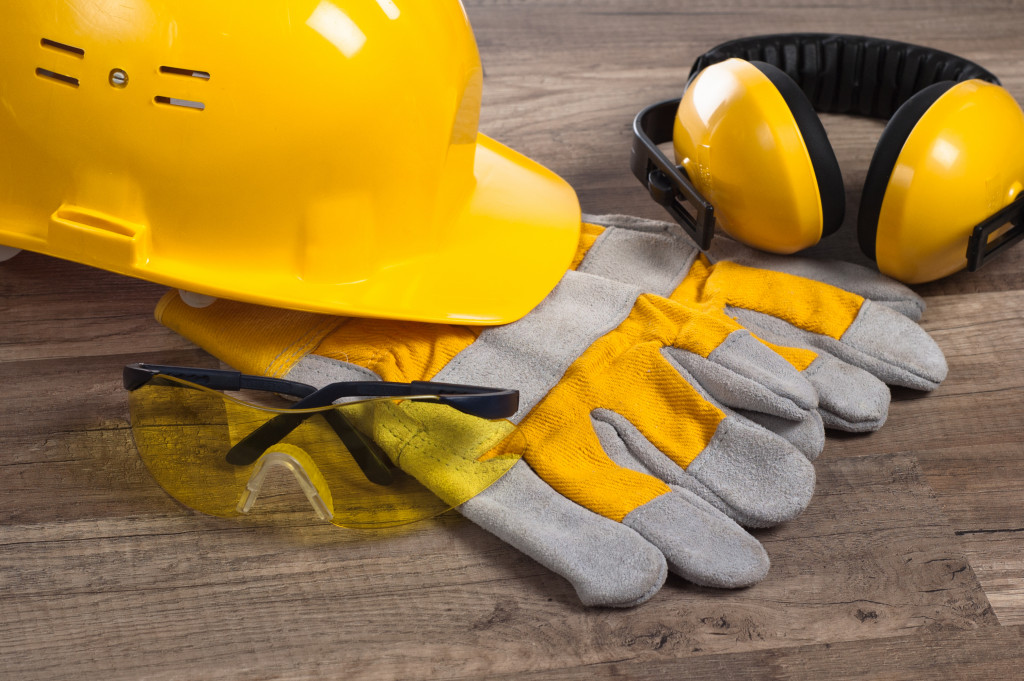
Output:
[689, 33, 1000, 119]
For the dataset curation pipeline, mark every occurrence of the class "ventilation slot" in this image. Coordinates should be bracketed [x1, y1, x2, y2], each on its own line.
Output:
[36, 68, 79, 87]
[41, 38, 85, 57]
[159, 66, 211, 80]
[155, 96, 205, 111]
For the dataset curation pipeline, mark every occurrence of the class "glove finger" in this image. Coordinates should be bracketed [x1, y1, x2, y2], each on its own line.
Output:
[751, 333, 891, 432]
[707, 237, 926, 320]
[732, 299, 948, 391]
[493, 407, 774, 590]
[622, 489, 770, 589]
[681, 259, 946, 390]
[459, 461, 668, 608]
[802, 352, 890, 431]
[472, 460, 769, 593]
[733, 408, 825, 461]
[653, 341, 824, 460]
[663, 328, 819, 422]
[590, 416, 771, 587]
[593, 410, 815, 529]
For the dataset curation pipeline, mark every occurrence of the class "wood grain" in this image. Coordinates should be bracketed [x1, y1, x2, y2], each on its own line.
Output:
[3, 0, 1023, 678]
[491, 625, 1024, 680]
[0, 455, 992, 681]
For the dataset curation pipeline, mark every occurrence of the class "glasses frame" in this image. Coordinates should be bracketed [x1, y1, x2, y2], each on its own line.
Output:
[123, 362, 520, 484]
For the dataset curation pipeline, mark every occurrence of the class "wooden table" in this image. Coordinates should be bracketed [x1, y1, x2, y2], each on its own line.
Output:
[3, 1, 1024, 678]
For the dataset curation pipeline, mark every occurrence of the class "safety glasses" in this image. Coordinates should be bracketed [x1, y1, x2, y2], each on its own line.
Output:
[124, 363, 524, 528]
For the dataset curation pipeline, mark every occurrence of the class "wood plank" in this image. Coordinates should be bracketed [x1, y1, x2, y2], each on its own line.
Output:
[0, 253, 194, 362]
[825, 289, 1024, 457]
[490, 625, 1024, 681]
[0, 454, 993, 681]
[817, 289, 1024, 624]
[956, 528, 1024, 627]
[0, 351, 216, 524]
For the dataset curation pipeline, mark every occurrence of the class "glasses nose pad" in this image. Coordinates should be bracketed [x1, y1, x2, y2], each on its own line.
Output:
[236, 445, 335, 521]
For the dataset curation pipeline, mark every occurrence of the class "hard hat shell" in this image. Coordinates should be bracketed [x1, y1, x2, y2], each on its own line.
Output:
[0, 1, 580, 324]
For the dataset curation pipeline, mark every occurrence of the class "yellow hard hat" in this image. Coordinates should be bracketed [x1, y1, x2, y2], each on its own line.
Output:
[0, 1, 580, 324]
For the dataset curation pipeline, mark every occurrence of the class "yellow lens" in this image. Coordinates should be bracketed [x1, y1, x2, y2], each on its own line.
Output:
[128, 376, 525, 528]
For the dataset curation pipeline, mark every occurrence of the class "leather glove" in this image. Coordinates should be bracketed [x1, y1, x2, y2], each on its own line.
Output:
[156, 221, 823, 607]
[155, 214, 947, 606]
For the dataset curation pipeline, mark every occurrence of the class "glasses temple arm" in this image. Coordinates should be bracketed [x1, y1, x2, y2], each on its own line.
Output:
[224, 380, 517, 477]
[126, 366, 517, 483]
[308, 380, 519, 420]
[124, 363, 394, 485]
[124, 363, 318, 399]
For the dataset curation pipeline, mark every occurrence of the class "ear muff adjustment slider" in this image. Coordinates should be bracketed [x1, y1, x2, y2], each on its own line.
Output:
[966, 195, 1024, 272]
[631, 98, 716, 250]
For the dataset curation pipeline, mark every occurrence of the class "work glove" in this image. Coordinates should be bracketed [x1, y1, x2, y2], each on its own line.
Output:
[580, 215, 948, 433]
[155, 214, 947, 606]
[155, 221, 828, 608]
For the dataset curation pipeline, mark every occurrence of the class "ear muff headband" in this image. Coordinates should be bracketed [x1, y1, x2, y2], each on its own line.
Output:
[688, 33, 999, 118]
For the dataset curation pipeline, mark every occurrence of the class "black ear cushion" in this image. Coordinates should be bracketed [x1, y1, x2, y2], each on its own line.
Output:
[857, 81, 956, 260]
[751, 61, 846, 237]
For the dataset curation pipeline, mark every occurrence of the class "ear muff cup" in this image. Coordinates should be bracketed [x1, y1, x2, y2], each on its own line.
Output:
[749, 61, 846, 237]
[857, 81, 956, 260]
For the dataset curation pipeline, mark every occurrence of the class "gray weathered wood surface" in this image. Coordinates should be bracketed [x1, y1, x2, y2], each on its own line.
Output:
[2, 1, 1023, 679]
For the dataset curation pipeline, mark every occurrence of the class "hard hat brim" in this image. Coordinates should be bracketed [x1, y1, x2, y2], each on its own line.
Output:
[255, 133, 581, 324]
[316, 132, 581, 325]
[1, 134, 580, 325]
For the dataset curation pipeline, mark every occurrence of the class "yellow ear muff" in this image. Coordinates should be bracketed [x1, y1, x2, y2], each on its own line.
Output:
[673, 58, 844, 253]
[863, 80, 1024, 283]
